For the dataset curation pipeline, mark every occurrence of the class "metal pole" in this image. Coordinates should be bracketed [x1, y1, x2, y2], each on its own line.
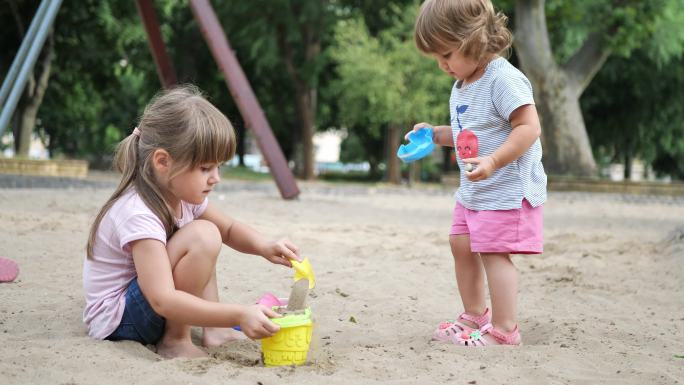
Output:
[0, 0, 50, 109]
[189, 0, 300, 199]
[0, 0, 63, 138]
[134, 0, 177, 88]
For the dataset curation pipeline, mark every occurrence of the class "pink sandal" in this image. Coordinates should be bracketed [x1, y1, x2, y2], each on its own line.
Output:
[456, 323, 521, 346]
[432, 308, 491, 342]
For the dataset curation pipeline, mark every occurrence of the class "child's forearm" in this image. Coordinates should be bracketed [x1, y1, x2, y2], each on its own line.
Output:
[432, 125, 454, 147]
[224, 221, 269, 256]
[155, 290, 246, 327]
[490, 123, 540, 169]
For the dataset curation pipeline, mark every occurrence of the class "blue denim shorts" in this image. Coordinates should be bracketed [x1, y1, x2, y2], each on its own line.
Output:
[106, 278, 165, 345]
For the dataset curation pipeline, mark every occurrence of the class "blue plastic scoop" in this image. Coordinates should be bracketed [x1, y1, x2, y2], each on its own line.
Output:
[397, 127, 435, 163]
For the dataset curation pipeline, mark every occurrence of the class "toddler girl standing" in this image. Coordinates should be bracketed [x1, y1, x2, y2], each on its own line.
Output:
[83, 85, 300, 358]
[411, 0, 547, 346]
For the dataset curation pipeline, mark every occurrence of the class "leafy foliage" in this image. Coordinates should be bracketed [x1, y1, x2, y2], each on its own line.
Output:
[582, 0, 684, 179]
[1, 0, 683, 179]
[329, 2, 451, 172]
[38, 0, 152, 163]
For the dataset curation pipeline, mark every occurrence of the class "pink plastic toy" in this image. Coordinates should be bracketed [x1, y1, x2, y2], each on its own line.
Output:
[257, 292, 283, 308]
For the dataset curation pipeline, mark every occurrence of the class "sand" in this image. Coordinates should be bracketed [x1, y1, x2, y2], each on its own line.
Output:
[0, 177, 683, 384]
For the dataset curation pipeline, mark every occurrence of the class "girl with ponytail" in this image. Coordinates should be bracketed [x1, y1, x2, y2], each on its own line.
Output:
[83, 85, 300, 358]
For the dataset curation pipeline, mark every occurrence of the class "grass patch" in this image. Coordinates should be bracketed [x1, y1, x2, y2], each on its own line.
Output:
[221, 166, 272, 181]
[317, 171, 382, 183]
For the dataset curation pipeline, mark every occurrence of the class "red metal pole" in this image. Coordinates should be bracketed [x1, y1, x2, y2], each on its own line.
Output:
[135, 0, 177, 88]
[189, 0, 300, 199]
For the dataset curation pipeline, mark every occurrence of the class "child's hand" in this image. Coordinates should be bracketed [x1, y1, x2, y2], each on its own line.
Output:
[260, 238, 301, 267]
[238, 304, 281, 340]
[462, 155, 497, 181]
[404, 122, 433, 140]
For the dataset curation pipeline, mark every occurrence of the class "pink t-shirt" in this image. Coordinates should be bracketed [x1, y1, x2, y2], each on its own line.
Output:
[82, 188, 208, 339]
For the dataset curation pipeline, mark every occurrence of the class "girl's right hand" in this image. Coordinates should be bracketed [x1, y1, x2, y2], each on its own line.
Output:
[404, 122, 433, 140]
[238, 304, 281, 340]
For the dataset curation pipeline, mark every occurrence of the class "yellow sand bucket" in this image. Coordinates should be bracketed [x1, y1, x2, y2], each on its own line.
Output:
[261, 307, 313, 367]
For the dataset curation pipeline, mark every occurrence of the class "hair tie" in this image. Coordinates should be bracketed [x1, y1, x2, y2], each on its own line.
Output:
[132, 126, 141, 137]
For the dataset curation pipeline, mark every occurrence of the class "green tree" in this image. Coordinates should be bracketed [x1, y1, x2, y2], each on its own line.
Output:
[582, 3, 684, 180]
[215, 1, 336, 180]
[330, 3, 451, 182]
[508, 0, 680, 176]
[3, 0, 321, 171]
[39, 0, 153, 164]
[1, 0, 56, 157]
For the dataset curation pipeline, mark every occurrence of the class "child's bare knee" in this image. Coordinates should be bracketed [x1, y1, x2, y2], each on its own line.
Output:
[186, 220, 222, 255]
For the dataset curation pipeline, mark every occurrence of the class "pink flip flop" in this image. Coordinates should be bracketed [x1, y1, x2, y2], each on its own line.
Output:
[0, 257, 19, 282]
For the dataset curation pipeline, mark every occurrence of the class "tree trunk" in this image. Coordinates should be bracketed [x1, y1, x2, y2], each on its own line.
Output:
[236, 124, 246, 166]
[13, 103, 40, 156]
[442, 147, 453, 172]
[12, 30, 55, 157]
[386, 124, 401, 184]
[275, 4, 323, 180]
[514, 0, 608, 177]
[292, 84, 316, 180]
[531, 68, 596, 175]
[409, 161, 421, 185]
[624, 152, 632, 180]
[291, 124, 303, 177]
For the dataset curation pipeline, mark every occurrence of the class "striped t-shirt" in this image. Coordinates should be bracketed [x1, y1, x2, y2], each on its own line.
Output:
[450, 57, 547, 210]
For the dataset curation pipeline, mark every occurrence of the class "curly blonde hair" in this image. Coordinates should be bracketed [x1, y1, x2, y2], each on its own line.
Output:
[414, 0, 512, 61]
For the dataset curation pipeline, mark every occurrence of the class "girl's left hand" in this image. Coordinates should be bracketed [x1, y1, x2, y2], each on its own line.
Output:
[461, 155, 497, 182]
[261, 238, 301, 267]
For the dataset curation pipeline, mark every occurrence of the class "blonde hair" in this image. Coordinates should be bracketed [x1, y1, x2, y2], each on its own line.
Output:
[86, 85, 236, 258]
[414, 0, 512, 61]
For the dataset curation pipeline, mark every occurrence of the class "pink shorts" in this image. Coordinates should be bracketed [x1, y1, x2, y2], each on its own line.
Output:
[450, 199, 543, 254]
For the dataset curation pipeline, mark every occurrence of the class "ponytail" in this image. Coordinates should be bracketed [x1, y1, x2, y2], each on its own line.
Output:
[86, 85, 236, 259]
[86, 133, 141, 258]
